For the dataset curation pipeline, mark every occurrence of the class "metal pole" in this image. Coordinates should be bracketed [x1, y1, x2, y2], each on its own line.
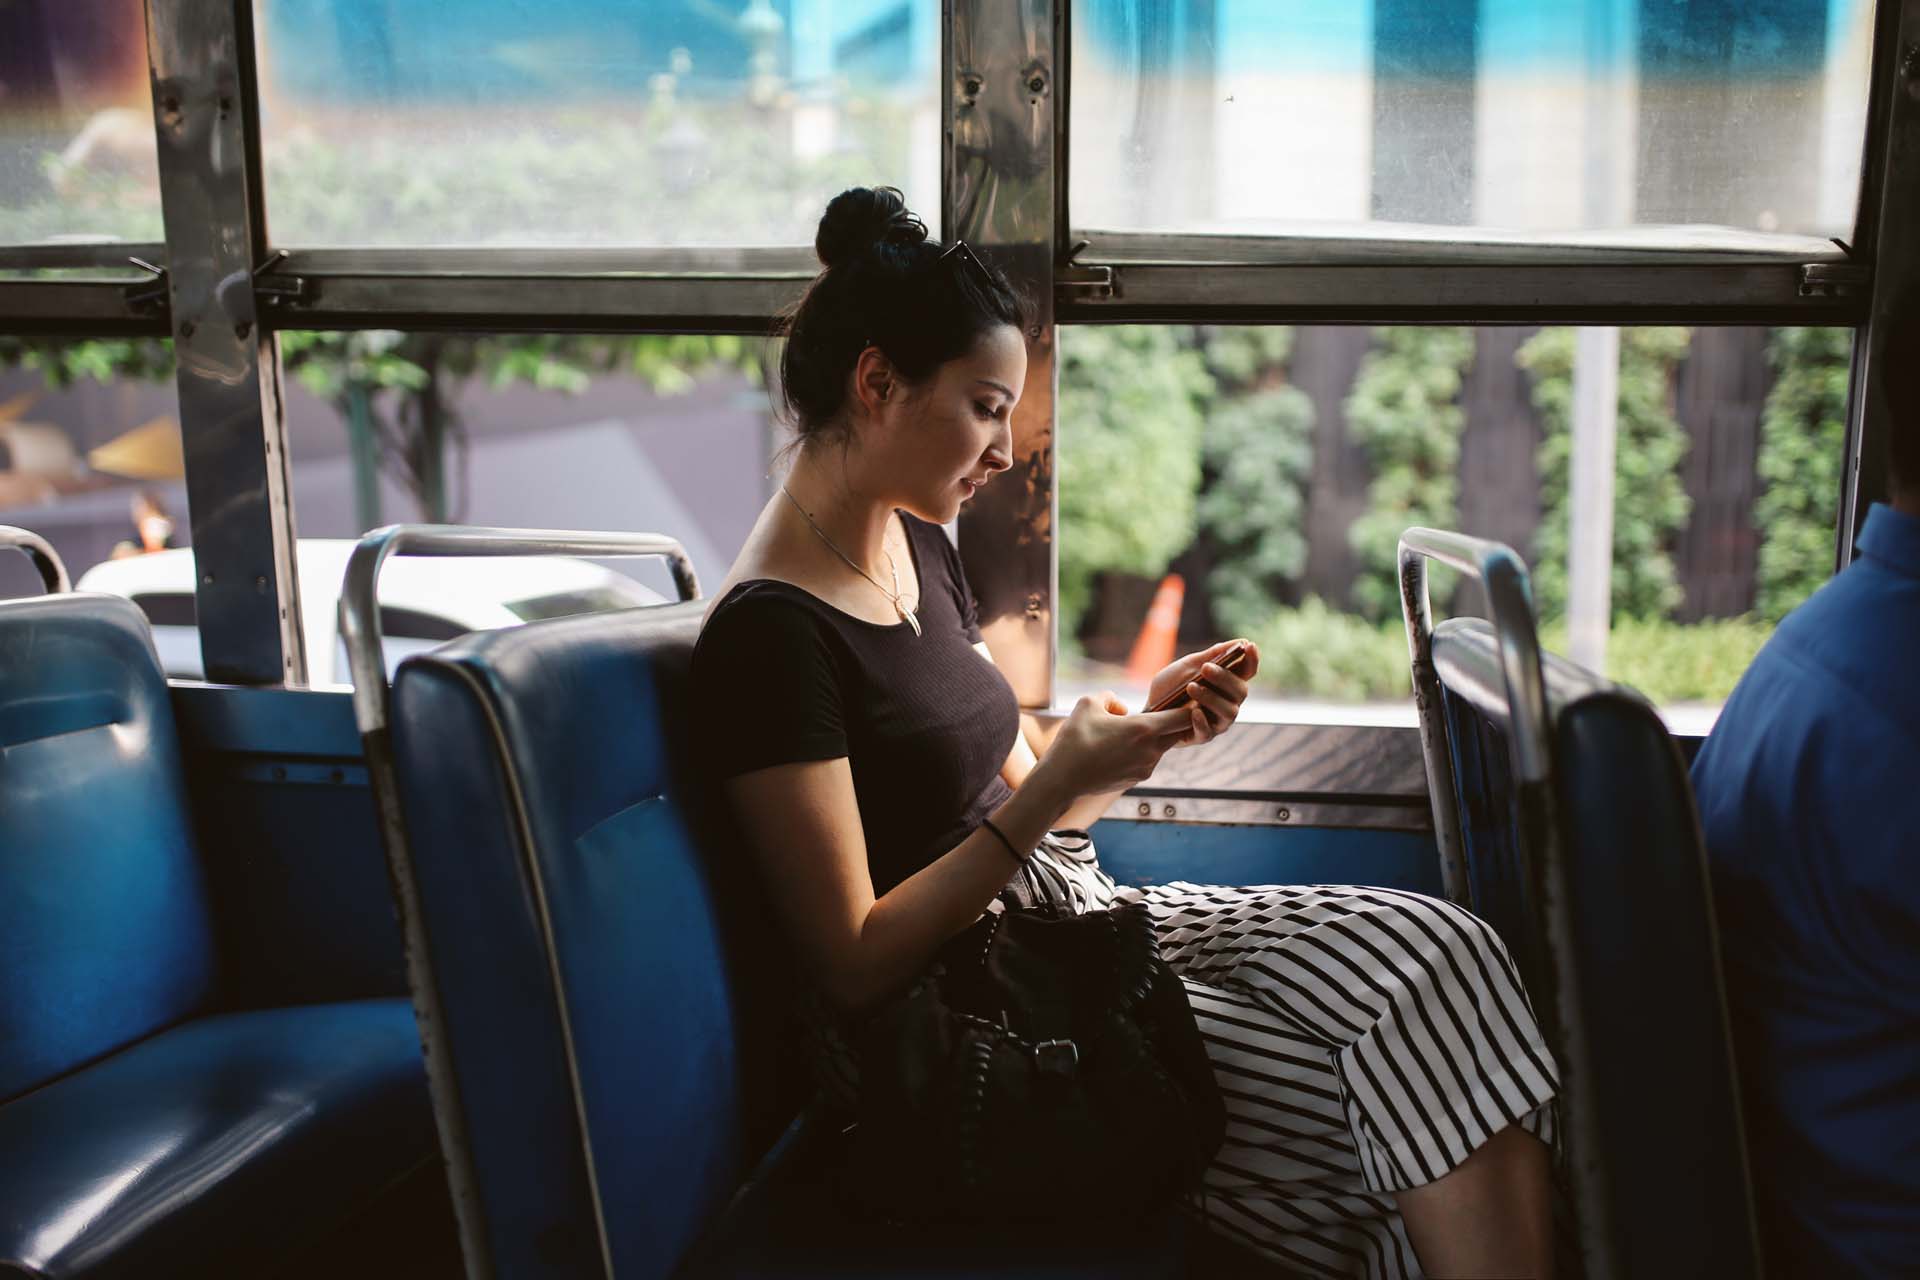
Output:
[1839, 1, 1920, 567]
[948, 0, 1059, 709]
[346, 381, 383, 533]
[1568, 326, 1620, 671]
[144, 0, 306, 685]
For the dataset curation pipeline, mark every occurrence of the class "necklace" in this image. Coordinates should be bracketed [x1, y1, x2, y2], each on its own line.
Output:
[779, 485, 921, 636]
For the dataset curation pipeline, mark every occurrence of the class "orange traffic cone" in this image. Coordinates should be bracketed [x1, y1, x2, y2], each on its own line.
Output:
[1125, 573, 1185, 686]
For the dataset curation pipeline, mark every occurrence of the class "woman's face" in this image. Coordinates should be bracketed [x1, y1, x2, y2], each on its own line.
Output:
[873, 323, 1025, 524]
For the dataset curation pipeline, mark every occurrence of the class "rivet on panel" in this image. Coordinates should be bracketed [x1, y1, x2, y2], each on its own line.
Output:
[1136, 801, 1151, 817]
[1161, 804, 1176, 818]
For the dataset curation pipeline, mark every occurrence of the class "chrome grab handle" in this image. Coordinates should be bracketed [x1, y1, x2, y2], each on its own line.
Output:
[1397, 527, 1618, 1280]
[1397, 527, 1550, 782]
[339, 523, 700, 735]
[1396, 527, 1550, 907]
[0, 525, 71, 595]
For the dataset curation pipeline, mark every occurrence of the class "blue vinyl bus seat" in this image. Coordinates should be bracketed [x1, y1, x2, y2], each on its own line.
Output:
[387, 602, 1193, 1279]
[0, 593, 435, 1279]
[1430, 618, 1760, 1277]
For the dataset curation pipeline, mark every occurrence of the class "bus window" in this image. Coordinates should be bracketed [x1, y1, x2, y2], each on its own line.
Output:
[0, 336, 183, 602]
[1071, 0, 1874, 247]
[1057, 323, 1853, 734]
[276, 329, 772, 595]
[0, 0, 163, 248]
[249, 0, 941, 248]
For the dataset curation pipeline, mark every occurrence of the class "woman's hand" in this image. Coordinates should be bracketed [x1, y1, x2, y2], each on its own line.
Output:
[1029, 693, 1197, 808]
[1144, 639, 1261, 747]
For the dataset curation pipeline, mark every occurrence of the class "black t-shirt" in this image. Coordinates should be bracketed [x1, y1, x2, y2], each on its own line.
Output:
[691, 512, 1020, 895]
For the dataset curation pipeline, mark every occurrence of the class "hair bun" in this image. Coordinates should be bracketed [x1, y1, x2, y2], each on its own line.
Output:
[815, 186, 927, 269]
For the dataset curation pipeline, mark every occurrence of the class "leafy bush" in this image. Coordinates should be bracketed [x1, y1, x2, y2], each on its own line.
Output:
[1194, 328, 1315, 635]
[1345, 327, 1476, 621]
[1056, 325, 1211, 632]
[1519, 326, 1693, 622]
[1241, 596, 1411, 702]
[1540, 615, 1771, 704]
[1755, 327, 1849, 621]
[1233, 601, 1770, 705]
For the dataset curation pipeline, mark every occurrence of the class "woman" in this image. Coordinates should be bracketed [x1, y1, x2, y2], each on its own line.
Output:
[691, 187, 1558, 1279]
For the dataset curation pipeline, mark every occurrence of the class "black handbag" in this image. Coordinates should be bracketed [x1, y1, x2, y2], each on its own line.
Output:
[845, 899, 1226, 1229]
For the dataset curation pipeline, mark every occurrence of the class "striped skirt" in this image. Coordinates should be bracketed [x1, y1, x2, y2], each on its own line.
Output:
[813, 832, 1560, 1279]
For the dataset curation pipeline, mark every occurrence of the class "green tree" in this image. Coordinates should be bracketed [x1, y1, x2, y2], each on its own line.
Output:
[1194, 328, 1316, 635]
[1517, 326, 1693, 621]
[1056, 325, 1211, 635]
[1754, 326, 1849, 620]
[1344, 327, 1476, 621]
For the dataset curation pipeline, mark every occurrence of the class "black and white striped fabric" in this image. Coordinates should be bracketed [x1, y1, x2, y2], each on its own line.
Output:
[810, 834, 1560, 1279]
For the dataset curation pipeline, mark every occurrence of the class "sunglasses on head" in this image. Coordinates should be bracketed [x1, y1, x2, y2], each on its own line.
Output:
[937, 239, 996, 288]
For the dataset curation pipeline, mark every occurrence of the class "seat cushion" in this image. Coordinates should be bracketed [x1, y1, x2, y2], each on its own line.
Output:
[0, 593, 214, 1102]
[0, 999, 433, 1280]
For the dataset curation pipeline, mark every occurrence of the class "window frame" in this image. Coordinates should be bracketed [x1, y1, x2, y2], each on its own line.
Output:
[0, 0, 1912, 814]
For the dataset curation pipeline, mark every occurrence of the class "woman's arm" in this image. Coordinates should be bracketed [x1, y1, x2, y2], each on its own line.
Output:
[981, 642, 1144, 830]
[725, 755, 1074, 1013]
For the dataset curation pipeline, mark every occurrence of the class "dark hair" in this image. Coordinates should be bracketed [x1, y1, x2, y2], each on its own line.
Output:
[774, 186, 1029, 448]
[1883, 291, 1920, 493]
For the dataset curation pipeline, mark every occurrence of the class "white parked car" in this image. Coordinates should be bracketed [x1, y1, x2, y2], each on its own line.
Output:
[75, 539, 666, 685]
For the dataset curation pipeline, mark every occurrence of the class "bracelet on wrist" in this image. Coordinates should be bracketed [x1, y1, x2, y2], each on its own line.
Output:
[980, 817, 1029, 867]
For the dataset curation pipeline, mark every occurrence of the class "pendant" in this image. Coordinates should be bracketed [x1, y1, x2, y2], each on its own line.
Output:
[897, 602, 922, 636]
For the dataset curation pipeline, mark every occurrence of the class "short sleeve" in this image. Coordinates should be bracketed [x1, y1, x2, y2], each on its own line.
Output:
[691, 593, 848, 779]
[933, 525, 985, 644]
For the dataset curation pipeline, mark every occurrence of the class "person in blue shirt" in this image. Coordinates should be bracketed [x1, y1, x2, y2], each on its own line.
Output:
[1691, 298, 1920, 1278]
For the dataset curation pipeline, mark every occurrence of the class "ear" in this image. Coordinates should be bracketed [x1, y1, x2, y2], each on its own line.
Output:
[849, 345, 898, 419]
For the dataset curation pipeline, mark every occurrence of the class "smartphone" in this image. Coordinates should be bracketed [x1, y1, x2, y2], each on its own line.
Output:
[1145, 642, 1252, 713]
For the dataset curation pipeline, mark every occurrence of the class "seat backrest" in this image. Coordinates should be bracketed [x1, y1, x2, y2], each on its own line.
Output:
[0, 593, 215, 1103]
[1434, 618, 1759, 1278]
[389, 601, 789, 1280]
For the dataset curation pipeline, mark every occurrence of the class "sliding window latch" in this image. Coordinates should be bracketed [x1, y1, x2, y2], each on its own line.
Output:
[1056, 239, 1115, 303]
[252, 250, 309, 309]
[1056, 263, 1115, 302]
[122, 257, 168, 317]
[1799, 263, 1870, 298]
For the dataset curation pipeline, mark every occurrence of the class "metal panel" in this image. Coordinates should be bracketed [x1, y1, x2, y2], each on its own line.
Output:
[0, 243, 167, 273]
[145, 0, 304, 685]
[948, 0, 1059, 709]
[1840, 0, 1920, 562]
[0, 281, 168, 336]
[1075, 226, 1849, 266]
[1060, 261, 1864, 326]
[1104, 794, 1430, 832]
[258, 271, 806, 335]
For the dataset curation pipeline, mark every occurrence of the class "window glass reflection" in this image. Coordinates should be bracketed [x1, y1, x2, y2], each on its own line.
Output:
[1071, 0, 1875, 245]
[253, 0, 941, 247]
[0, 0, 163, 246]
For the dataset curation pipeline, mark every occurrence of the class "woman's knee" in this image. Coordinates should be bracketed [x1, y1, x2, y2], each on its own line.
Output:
[1347, 889, 1524, 989]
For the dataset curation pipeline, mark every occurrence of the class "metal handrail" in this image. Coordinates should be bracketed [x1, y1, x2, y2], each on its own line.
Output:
[1396, 525, 1617, 1280]
[339, 523, 699, 736]
[337, 523, 699, 1280]
[1397, 528, 1551, 906]
[0, 525, 71, 595]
